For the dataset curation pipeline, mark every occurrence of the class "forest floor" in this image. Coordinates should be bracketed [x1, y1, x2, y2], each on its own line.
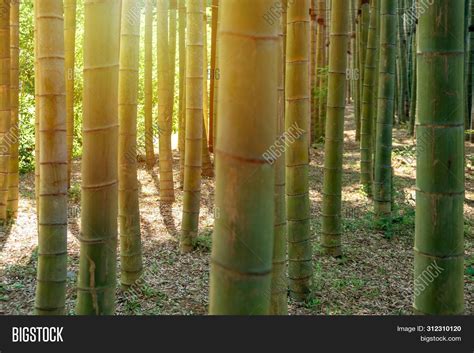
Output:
[1, 106, 473, 315]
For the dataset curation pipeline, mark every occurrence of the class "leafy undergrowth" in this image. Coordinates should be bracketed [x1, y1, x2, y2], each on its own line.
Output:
[0, 106, 472, 315]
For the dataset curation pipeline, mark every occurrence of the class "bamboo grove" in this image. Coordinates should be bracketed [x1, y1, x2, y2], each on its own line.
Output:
[0, 0, 470, 315]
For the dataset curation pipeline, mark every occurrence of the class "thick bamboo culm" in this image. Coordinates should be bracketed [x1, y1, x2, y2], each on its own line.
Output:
[7, 1, 19, 218]
[315, 0, 326, 140]
[76, 0, 121, 315]
[34, 1, 40, 223]
[374, 0, 397, 228]
[201, 13, 214, 178]
[34, 0, 68, 315]
[209, 0, 277, 315]
[321, 0, 350, 257]
[286, 0, 312, 302]
[145, 0, 155, 170]
[157, 0, 175, 202]
[208, 0, 218, 153]
[270, 0, 287, 315]
[118, 0, 143, 287]
[64, 0, 76, 188]
[178, 0, 186, 184]
[310, 0, 317, 144]
[180, 0, 204, 253]
[0, 0, 11, 222]
[414, 0, 465, 315]
[360, 0, 377, 196]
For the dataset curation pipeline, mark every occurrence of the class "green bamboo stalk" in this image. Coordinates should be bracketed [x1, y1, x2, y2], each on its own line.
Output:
[414, 0, 465, 315]
[180, 0, 204, 253]
[0, 0, 11, 222]
[169, 0, 177, 124]
[34, 0, 68, 315]
[396, 0, 408, 123]
[145, 0, 155, 170]
[7, 1, 19, 218]
[358, 0, 370, 139]
[209, 0, 277, 315]
[118, 0, 143, 288]
[360, 0, 377, 196]
[310, 0, 317, 144]
[374, 0, 396, 231]
[157, 0, 175, 202]
[321, 0, 350, 257]
[317, 0, 327, 139]
[64, 0, 76, 188]
[286, 0, 312, 302]
[408, 31, 416, 136]
[270, 0, 287, 315]
[76, 0, 120, 315]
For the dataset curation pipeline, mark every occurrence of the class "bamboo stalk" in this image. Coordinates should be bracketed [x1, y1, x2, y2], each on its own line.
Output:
[34, 0, 68, 315]
[76, 0, 121, 315]
[145, 0, 155, 170]
[209, 0, 277, 314]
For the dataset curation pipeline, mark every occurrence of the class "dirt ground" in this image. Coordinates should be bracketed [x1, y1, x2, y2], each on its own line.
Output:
[1, 106, 473, 315]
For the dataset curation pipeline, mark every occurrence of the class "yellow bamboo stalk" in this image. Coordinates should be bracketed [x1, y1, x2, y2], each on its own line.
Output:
[201, 12, 213, 177]
[118, 0, 143, 287]
[157, 0, 175, 202]
[145, 0, 155, 169]
[34, 0, 68, 315]
[180, 0, 204, 253]
[76, 0, 121, 315]
[0, 0, 11, 222]
[7, 0, 19, 218]
[64, 0, 76, 188]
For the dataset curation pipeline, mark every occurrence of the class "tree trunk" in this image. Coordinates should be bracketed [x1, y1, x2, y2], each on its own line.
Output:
[180, 0, 204, 253]
[65, 0, 76, 188]
[286, 0, 312, 302]
[7, 1, 19, 218]
[157, 0, 175, 202]
[209, 0, 277, 315]
[34, 0, 68, 315]
[321, 0, 350, 257]
[414, 0, 465, 315]
[145, 0, 155, 170]
[76, 0, 120, 315]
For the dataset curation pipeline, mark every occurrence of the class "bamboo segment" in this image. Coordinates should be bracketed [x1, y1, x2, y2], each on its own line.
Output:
[286, 0, 312, 302]
[321, 0, 349, 257]
[0, 0, 11, 222]
[34, 2, 39, 223]
[270, 0, 287, 315]
[145, 0, 155, 170]
[34, 0, 68, 315]
[209, 0, 277, 315]
[169, 0, 177, 124]
[360, 0, 377, 196]
[201, 14, 214, 178]
[180, 0, 204, 253]
[396, 0, 408, 123]
[315, 0, 326, 140]
[374, 0, 396, 229]
[7, 1, 19, 218]
[358, 0, 369, 140]
[310, 0, 317, 144]
[76, 0, 120, 315]
[118, 0, 143, 287]
[157, 0, 175, 202]
[64, 0, 76, 188]
[178, 0, 186, 184]
[208, 0, 218, 153]
[408, 32, 416, 136]
[414, 0, 465, 315]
